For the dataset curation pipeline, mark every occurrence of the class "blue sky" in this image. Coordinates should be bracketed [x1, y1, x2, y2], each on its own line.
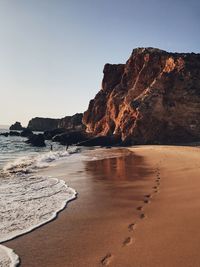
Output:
[0, 0, 200, 126]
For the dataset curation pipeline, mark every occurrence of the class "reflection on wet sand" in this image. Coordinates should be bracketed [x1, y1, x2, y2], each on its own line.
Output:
[85, 150, 153, 182]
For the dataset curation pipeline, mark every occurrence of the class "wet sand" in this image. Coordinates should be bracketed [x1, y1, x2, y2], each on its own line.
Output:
[5, 146, 200, 266]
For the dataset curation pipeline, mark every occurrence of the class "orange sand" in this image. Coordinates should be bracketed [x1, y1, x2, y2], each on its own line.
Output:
[5, 146, 200, 267]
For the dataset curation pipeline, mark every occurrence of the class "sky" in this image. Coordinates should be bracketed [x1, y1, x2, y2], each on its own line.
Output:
[0, 0, 200, 126]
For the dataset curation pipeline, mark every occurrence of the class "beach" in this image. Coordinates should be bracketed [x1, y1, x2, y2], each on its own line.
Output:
[4, 145, 200, 267]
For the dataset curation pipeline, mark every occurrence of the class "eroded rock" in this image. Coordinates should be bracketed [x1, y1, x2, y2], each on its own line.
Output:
[83, 47, 200, 144]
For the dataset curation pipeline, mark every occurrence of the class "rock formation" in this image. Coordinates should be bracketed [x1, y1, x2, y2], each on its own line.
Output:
[27, 113, 84, 132]
[27, 118, 60, 131]
[9, 122, 23, 131]
[58, 113, 84, 130]
[83, 47, 200, 144]
[26, 133, 46, 147]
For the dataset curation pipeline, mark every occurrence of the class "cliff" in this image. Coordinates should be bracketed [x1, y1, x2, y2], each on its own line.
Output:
[27, 113, 84, 132]
[83, 48, 200, 144]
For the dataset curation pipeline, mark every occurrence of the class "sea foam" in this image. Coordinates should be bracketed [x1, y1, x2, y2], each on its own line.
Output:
[0, 148, 78, 266]
[0, 245, 20, 267]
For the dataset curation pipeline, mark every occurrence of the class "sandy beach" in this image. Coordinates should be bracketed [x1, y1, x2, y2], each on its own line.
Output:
[4, 145, 200, 267]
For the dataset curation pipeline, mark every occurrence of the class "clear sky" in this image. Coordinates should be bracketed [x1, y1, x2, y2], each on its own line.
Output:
[0, 0, 200, 126]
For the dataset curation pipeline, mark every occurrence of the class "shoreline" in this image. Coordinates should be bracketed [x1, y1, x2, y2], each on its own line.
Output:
[5, 148, 154, 266]
[4, 145, 200, 266]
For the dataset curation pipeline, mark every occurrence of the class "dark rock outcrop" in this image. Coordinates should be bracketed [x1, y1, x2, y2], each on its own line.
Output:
[0, 132, 9, 137]
[0, 131, 21, 137]
[9, 131, 21, 136]
[21, 128, 33, 137]
[26, 134, 46, 147]
[52, 131, 88, 145]
[83, 47, 200, 144]
[9, 122, 23, 131]
[28, 118, 60, 132]
[27, 113, 84, 132]
[44, 128, 66, 140]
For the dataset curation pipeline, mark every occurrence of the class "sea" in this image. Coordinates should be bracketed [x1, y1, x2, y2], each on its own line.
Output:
[0, 128, 124, 267]
[0, 128, 83, 266]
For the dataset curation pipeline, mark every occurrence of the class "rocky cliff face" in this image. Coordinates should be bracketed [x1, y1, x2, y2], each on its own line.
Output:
[83, 48, 200, 144]
[58, 113, 84, 130]
[27, 113, 84, 132]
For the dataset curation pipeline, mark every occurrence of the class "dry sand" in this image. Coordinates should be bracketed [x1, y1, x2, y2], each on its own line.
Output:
[4, 146, 200, 267]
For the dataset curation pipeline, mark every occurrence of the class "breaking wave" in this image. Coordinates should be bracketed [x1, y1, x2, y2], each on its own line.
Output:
[0, 147, 79, 266]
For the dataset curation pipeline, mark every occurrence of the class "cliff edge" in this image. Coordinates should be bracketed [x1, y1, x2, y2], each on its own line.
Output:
[83, 47, 200, 144]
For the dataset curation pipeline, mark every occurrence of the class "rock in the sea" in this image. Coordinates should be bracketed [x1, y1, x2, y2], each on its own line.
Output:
[0, 132, 9, 137]
[21, 128, 33, 137]
[9, 122, 23, 131]
[26, 133, 46, 147]
[9, 131, 21, 136]
[52, 131, 87, 145]
[44, 128, 66, 140]
[83, 47, 200, 144]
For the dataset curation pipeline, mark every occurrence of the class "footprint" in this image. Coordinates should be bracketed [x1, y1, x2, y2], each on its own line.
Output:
[144, 199, 150, 204]
[123, 237, 133, 246]
[140, 213, 146, 219]
[136, 206, 143, 211]
[144, 194, 151, 198]
[128, 223, 136, 231]
[153, 186, 157, 189]
[101, 253, 113, 266]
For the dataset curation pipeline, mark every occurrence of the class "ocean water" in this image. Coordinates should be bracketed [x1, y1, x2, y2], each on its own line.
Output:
[0, 129, 126, 266]
[0, 130, 79, 266]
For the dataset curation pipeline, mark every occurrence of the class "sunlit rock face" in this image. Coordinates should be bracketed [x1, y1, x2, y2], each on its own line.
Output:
[83, 47, 200, 144]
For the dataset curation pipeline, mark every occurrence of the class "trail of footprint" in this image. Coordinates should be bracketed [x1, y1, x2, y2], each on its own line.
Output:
[123, 237, 133, 246]
[128, 223, 136, 231]
[101, 163, 162, 265]
[140, 213, 146, 219]
[101, 253, 113, 266]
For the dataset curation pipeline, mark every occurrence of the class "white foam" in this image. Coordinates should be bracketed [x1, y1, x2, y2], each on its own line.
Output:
[0, 245, 20, 267]
[0, 174, 76, 243]
[0, 148, 78, 266]
[3, 147, 80, 175]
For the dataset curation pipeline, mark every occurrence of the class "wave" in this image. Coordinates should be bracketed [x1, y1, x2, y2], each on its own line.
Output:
[3, 146, 80, 175]
[0, 175, 77, 243]
[0, 245, 20, 267]
[0, 147, 79, 266]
